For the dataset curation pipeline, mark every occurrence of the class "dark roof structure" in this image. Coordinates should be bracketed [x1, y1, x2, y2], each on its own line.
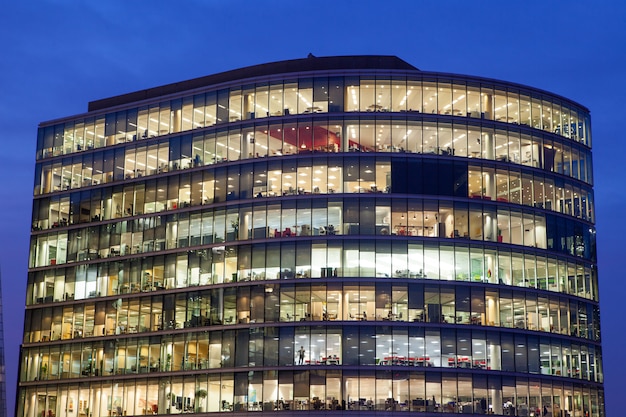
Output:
[88, 56, 418, 112]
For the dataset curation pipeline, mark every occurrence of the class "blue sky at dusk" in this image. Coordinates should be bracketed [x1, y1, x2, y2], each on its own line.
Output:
[1, 1, 625, 415]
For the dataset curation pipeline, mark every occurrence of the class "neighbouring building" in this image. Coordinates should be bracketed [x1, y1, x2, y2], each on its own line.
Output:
[0, 271, 8, 417]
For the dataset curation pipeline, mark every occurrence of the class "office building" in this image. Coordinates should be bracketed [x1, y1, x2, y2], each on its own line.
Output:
[19, 56, 603, 416]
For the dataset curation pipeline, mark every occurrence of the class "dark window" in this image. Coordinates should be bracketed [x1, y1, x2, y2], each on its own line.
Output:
[391, 158, 408, 193]
[438, 160, 454, 196]
[422, 160, 438, 195]
[454, 161, 468, 197]
[407, 159, 422, 195]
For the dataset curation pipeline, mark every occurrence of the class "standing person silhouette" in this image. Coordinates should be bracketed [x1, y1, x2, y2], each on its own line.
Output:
[298, 346, 305, 364]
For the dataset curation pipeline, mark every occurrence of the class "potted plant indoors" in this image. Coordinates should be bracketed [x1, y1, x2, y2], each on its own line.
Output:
[195, 389, 208, 412]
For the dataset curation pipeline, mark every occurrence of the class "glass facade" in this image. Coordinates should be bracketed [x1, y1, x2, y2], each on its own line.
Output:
[20, 56, 603, 417]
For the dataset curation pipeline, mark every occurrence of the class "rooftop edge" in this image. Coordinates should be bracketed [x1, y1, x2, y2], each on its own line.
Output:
[87, 55, 418, 112]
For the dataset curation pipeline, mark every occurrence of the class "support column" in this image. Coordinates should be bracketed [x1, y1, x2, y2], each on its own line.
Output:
[489, 387, 503, 415]
[483, 133, 495, 163]
[484, 212, 498, 241]
[482, 94, 493, 120]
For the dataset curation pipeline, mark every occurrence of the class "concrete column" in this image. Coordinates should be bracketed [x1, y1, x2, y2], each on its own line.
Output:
[484, 213, 498, 242]
[490, 387, 503, 415]
[159, 385, 169, 414]
[487, 296, 499, 325]
[240, 213, 250, 240]
[93, 388, 102, 417]
[483, 132, 495, 162]
[243, 132, 253, 158]
[482, 94, 493, 120]
[173, 109, 182, 133]
[244, 94, 253, 119]
[485, 252, 497, 282]
[489, 343, 501, 370]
